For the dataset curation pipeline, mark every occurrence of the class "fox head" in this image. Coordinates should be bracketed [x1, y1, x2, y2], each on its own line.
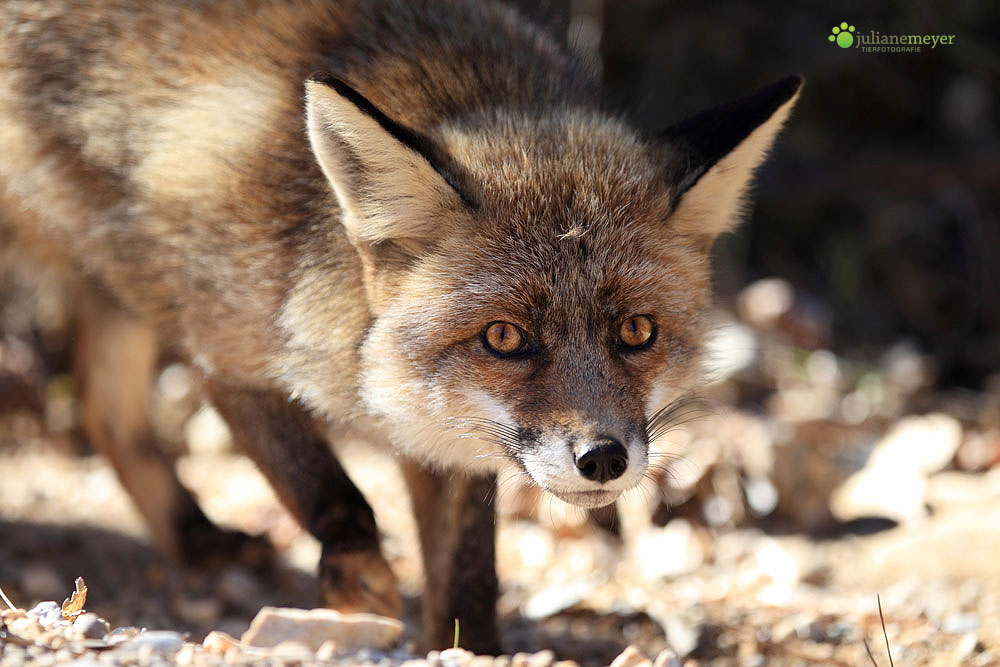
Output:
[304, 73, 801, 508]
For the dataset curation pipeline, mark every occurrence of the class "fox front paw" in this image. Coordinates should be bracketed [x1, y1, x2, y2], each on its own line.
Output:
[319, 549, 401, 619]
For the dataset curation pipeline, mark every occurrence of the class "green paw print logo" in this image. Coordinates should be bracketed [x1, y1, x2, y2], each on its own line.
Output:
[829, 22, 855, 48]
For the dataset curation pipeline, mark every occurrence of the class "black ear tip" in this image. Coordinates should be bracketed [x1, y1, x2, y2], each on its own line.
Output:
[306, 71, 342, 89]
[772, 74, 805, 102]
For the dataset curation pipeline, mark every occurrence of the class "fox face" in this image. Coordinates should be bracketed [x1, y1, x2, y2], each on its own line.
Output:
[304, 74, 801, 508]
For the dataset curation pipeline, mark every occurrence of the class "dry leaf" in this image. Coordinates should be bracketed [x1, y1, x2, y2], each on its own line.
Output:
[61, 577, 87, 620]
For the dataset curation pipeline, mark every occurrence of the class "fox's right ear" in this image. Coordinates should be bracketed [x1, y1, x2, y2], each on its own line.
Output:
[305, 74, 475, 251]
[662, 75, 802, 248]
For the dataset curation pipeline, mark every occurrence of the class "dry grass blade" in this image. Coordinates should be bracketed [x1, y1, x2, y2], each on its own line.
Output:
[863, 638, 880, 667]
[61, 576, 88, 620]
[0, 584, 17, 610]
[878, 594, 894, 667]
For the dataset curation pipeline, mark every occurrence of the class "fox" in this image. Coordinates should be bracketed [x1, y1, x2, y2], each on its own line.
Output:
[0, 0, 800, 653]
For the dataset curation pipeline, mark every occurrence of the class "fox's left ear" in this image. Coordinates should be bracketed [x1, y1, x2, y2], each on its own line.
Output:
[305, 73, 475, 252]
[662, 75, 803, 246]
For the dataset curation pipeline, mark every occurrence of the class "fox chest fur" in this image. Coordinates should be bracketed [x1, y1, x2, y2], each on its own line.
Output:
[0, 0, 799, 652]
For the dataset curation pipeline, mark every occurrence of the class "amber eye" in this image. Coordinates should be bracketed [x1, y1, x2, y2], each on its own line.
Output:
[483, 322, 525, 356]
[619, 315, 655, 348]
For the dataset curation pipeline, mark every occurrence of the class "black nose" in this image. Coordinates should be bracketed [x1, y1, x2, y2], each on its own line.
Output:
[575, 438, 629, 483]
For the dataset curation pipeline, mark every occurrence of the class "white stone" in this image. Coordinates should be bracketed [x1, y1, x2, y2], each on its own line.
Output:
[240, 606, 403, 652]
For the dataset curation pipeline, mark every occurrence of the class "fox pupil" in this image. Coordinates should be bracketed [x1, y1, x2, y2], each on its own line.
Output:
[485, 321, 523, 354]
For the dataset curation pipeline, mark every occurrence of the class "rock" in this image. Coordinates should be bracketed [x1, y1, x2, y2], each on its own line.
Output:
[240, 606, 403, 652]
[832, 413, 962, 523]
[522, 581, 594, 620]
[73, 613, 110, 640]
[632, 519, 704, 581]
[609, 645, 652, 667]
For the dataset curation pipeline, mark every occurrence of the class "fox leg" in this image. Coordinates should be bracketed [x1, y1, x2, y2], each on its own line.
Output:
[75, 286, 268, 566]
[200, 380, 400, 618]
[401, 461, 500, 654]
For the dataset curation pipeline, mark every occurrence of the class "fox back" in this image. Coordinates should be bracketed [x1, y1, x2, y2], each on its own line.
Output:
[0, 0, 800, 651]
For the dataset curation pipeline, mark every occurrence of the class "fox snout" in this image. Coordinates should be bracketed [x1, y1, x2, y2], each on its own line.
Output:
[513, 420, 649, 509]
[573, 438, 629, 484]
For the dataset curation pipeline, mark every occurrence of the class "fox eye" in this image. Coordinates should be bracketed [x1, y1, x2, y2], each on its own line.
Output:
[483, 321, 525, 356]
[618, 315, 656, 349]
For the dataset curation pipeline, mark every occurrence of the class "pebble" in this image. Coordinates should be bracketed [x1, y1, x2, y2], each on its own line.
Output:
[173, 644, 197, 666]
[651, 649, 681, 667]
[73, 612, 110, 640]
[9, 615, 42, 638]
[27, 600, 64, 627]
[609, 645, 652, 667]
[943, 612, 980, 635]
[203, 630, 241, 654]
[525, 649, 554, 667]
[119, 630, 186, 656]
[440, 648, 475, 666]
[104, 626, 143, 646]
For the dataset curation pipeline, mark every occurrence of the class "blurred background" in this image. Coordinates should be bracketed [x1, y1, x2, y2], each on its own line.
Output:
[531, 0, 1000, 389]
[1, 1, 998, 665]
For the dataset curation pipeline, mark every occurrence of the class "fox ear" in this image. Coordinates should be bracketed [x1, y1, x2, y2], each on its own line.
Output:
[663, 75, 802, 245]
[305, 74, 474, 249]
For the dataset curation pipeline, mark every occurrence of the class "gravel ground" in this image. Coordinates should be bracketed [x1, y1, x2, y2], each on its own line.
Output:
[2, 410, 1000, 666]
[2, 272, 1000, 666]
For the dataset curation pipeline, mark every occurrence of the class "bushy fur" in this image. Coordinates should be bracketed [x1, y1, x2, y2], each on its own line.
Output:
[0, 0, 799, 651]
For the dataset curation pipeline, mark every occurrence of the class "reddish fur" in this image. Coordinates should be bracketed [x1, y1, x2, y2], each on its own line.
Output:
[0, 0, 798, 651]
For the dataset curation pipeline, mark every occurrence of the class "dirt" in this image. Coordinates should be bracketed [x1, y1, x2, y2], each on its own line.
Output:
[2, 266, 1000, 666]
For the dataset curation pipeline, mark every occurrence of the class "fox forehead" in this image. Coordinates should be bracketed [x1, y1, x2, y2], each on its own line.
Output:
[438, 233, 706, 325]
[442, 109, 667, 212]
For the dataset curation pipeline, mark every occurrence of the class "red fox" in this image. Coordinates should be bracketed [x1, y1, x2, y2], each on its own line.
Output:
[0, 0, 800, 652]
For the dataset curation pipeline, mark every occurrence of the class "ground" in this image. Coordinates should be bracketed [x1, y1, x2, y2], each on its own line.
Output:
[1, 271, 999, 665]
